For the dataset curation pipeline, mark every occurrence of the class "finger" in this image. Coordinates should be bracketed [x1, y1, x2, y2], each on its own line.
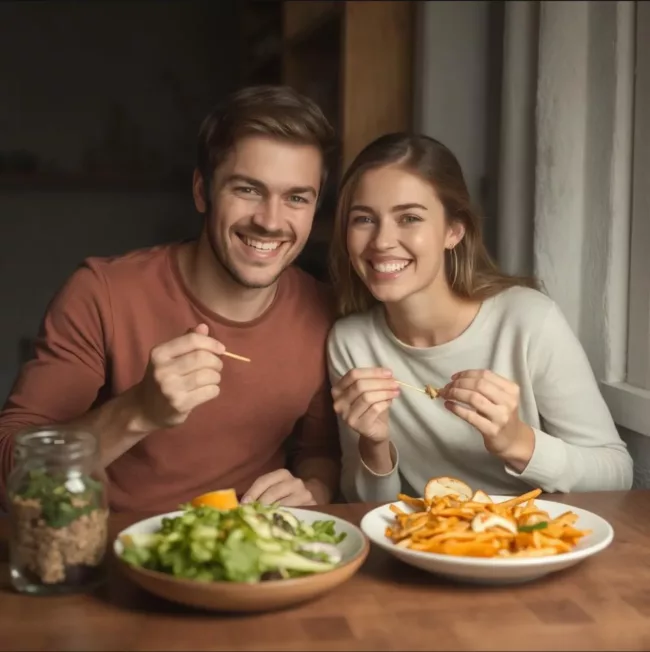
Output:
[180, 368, 221, 392]
[177, 383, 221, 413]
[151, 330, 226, 364]
[191, 323, 210, 336]
[332, 381, 399, 413]
[255, 479, 303, 506]
[443, 387, 500, 420]
[444, 400, 499, 439]
[345, 390, 397, 425]
[331, 367, 394, 398]
[444, 377, 508, 406]
[451, 369, 516, 393]
[164, 349, 224, 375]
[266, 485, 316, 507]
[242, 469, 292, 502]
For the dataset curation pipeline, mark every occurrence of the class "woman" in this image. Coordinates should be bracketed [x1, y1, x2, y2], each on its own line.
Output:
[327, 133, 633, 503]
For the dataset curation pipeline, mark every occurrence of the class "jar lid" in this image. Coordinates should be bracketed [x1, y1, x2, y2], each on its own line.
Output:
[14, 427, 98, 462]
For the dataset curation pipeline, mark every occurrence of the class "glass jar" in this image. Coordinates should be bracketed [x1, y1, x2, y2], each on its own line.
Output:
[7, 427, 109, 595]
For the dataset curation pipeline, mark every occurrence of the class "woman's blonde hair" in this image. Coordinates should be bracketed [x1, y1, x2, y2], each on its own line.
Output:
[329, 133, 540, 316]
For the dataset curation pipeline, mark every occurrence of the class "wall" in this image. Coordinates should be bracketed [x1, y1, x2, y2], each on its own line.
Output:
[0, 1, 239, 402]
[414, 0, 503, 256]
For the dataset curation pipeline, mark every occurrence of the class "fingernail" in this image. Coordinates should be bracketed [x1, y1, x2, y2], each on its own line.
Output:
[241, 496, 251, 504]
[382, 369, 393, 377]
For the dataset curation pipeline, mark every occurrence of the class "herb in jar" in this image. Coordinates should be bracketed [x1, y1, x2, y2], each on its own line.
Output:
[11, 469, 108, 586]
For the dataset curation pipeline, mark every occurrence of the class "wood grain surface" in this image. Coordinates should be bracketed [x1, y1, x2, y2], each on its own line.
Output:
[1, 491, 649, 651]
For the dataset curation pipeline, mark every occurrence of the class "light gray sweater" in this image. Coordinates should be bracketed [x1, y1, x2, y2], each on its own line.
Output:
[327, 286, 633, 502]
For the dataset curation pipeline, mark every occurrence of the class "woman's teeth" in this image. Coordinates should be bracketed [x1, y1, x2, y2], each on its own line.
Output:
[242, 236, 281, 251]
[371, 260, 411, 273]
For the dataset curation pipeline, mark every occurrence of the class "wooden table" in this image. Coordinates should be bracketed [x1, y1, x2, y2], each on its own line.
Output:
[1, 491, 650, 651]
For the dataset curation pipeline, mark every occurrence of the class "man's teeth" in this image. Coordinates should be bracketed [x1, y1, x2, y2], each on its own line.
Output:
[242, 236, 281, 251]
[372, 261, 411, 273]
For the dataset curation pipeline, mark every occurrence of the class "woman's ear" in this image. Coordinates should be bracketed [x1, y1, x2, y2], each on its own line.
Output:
[445, 220, 466, 249]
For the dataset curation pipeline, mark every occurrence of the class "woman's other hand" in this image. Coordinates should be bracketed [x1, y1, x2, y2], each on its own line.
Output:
[440, 369, 535, 472]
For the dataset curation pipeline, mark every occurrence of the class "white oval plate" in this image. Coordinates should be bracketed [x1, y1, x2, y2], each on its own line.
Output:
[360, 496, 614, 585]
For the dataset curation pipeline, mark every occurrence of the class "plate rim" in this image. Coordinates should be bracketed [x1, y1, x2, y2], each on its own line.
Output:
[360, 496, 615, 568]
[113, 506, 371, 589]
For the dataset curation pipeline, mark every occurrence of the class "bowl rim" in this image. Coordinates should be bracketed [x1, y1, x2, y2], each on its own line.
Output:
[113, 507, 371, 590]
[360, 497, 615, 568]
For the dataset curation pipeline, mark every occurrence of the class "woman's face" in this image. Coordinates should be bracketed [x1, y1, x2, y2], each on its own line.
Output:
[346, 165, 463, 305]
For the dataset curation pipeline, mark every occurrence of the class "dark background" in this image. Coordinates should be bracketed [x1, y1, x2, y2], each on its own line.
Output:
[0, 0, 504, 402]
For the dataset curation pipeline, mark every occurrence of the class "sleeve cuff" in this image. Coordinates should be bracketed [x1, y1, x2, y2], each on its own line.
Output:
[504, 427, 569, 491]
[353, 440, 402, 503]
[359, 440, 399, 477]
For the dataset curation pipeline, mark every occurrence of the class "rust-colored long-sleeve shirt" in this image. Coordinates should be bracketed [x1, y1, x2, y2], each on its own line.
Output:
[0, 243, 340, 511]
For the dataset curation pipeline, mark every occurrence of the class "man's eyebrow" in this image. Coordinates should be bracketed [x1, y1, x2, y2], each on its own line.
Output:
[225, 174, 267, 189]
[288, 185, 317, 198]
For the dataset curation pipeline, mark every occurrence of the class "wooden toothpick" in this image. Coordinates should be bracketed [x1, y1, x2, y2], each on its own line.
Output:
[222, 350, 251, 362]
[395, 379, 426, 394]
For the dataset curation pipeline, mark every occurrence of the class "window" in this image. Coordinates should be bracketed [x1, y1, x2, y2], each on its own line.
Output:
[600, 1, 650, 436]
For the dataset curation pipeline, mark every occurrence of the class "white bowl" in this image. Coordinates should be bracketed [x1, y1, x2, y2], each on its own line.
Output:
[113, 508, 369, 612]
[360, 496, 614, 585]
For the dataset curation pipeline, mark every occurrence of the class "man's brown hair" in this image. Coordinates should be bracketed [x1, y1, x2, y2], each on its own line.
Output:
[196, 85, 336, 197]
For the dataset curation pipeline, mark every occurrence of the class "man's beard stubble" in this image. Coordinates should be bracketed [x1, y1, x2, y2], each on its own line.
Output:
[205, 213, 299, 290]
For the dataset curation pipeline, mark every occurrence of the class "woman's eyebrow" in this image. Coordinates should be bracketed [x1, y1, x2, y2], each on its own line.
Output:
[391, 203, 427, 212]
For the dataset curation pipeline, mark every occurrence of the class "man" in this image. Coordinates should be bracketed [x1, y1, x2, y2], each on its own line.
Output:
[0, 85, 341, 512]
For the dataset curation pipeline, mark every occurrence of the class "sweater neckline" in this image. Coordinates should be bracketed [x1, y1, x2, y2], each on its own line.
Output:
[373, 294, 498, 360]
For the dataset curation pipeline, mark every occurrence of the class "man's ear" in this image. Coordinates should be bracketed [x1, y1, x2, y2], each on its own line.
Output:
[192, 168, 208, 214]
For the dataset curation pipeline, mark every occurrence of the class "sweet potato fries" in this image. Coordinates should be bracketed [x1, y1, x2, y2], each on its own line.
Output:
[386, 477, 590, 558]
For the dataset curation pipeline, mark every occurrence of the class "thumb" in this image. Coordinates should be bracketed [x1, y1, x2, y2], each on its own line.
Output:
[189, 323, 210, 336]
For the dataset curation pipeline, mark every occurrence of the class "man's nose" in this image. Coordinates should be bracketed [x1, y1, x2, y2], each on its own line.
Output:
[252, 196, 283, 232]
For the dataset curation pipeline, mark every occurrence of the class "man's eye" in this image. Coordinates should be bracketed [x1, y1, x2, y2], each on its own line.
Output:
[289, 195, 309, 204]
[235, 186, 258, 195]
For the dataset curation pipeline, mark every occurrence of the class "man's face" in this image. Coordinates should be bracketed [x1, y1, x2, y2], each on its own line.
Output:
[193, 135, 323, 289]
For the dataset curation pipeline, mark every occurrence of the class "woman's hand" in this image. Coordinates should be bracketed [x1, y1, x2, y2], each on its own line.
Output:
[331, 367, 400, 443]
[440, 369, 535, 471]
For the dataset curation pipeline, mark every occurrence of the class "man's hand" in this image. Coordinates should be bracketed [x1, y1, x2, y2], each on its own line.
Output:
[133, 323, 225, 431]
[241, 469, 317, 507]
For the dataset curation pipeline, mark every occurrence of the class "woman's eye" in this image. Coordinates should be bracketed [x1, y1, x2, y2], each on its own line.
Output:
[400, 214, 422, 224]
[350, 215, 374, 225]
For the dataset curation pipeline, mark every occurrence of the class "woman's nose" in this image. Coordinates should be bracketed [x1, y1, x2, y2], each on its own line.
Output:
[371, 221, 397, 251]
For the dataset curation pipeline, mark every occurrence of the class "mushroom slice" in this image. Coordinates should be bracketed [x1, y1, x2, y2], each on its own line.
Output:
[424, 476, 473, 503]
[470, 490, 493, 504]
[518, 510, 550, 527]
[471, 513, 517, 535]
